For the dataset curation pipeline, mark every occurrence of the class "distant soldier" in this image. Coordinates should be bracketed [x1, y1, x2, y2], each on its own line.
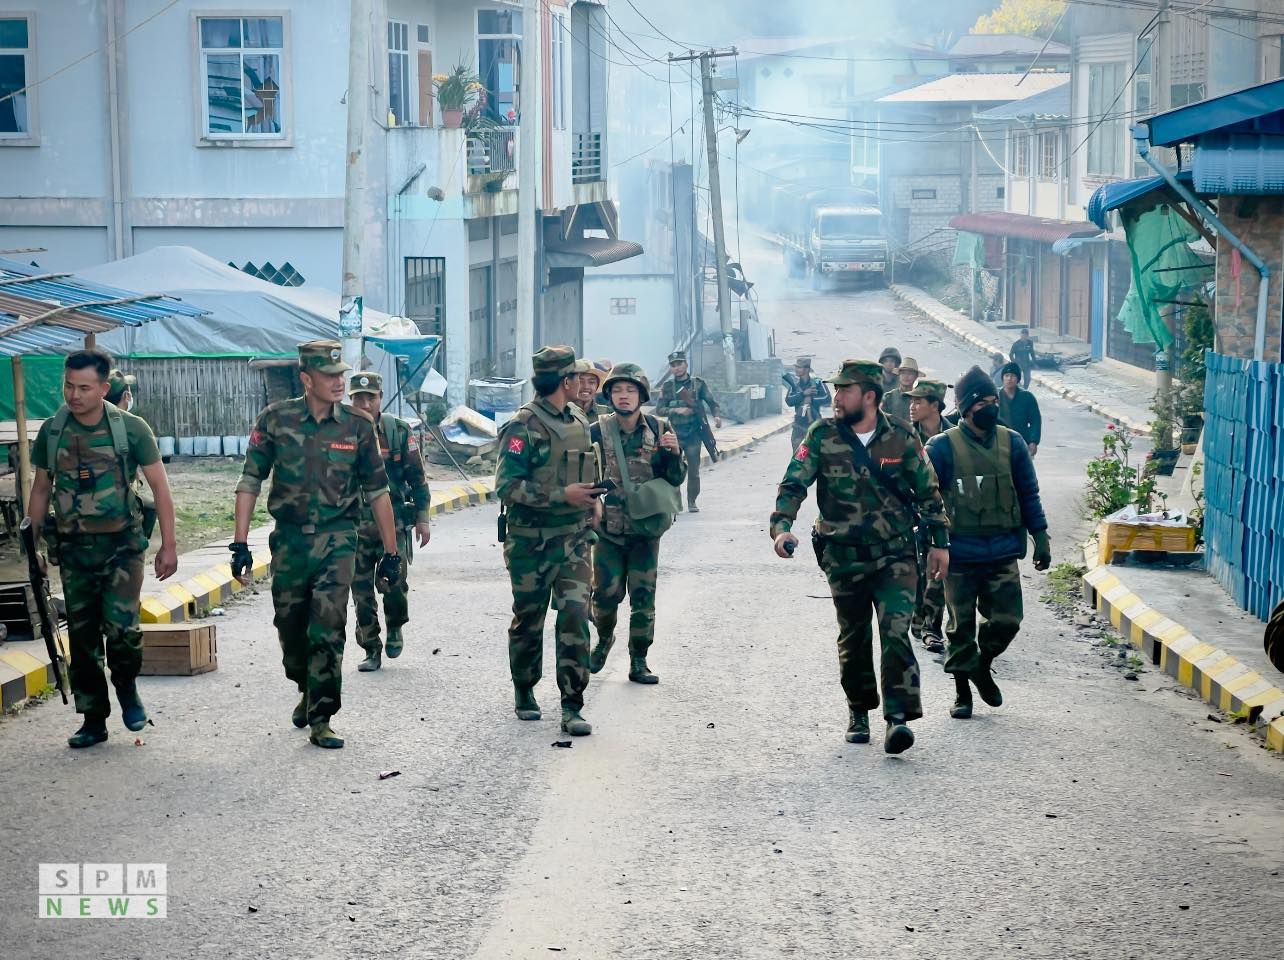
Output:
[1010, 329, 1036, 388]
[25, 349, 179, 749]
[655, 350, 721, 513]
[231, 340, 402, 749]
[573, 359, 612, 423]
[588, 363, 686, 684]
[926, 367, 1050, 720]
[785, 357, 830, 450]
[880, 356, 922, 423]
[770, 359, 950, 754]
[347, 372, 432, 672]
[878, 346, 902, 392]
[908, 378, 950, 654]
[997, 361, 1042, 456]
[495, 345, 602, 736]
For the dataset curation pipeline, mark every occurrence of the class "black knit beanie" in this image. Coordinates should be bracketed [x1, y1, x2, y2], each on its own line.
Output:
[955, 366, 998, 412]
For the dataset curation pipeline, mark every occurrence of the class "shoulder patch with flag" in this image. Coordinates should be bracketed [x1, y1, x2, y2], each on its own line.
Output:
[508, 436, 526, 455]
[794, 443, 809, 461]
[249, 429, 265, 447]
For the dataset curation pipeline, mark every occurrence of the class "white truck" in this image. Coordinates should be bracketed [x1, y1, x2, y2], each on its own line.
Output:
[772, 187, 890, 289]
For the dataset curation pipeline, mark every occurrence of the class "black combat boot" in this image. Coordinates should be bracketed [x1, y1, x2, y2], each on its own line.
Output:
[291, 693, 308, 729]
[971, 656, 1003, 707]
[884, 715, 915, 754]
[628, 656, 659, 684]
[560, 706, 592, 736]
[845, 708, 871, 744]
[589, 636, 614, 674]
[117, 681, 148, 732]
[950, 674, 973, 719]
[384, 628, 404, 659]
[357, 645, 382, 672]
[514, 686, 541, 721]
[68, 716, 108, 749]
[309, 720, 344, 749]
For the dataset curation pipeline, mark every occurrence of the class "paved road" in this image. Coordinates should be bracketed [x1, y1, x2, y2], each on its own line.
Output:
[2, 271, 1282, 959]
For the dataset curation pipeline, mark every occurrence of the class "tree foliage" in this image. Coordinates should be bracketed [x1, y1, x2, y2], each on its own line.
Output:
[972, 0, 1067, 37]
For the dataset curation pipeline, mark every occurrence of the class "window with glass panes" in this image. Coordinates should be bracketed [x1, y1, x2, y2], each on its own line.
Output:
[199, 17, 285, 137]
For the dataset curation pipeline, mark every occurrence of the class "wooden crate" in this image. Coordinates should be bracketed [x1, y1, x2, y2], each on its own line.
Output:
[140, 622, 217, 676]
[1098, 520, 1198, 566]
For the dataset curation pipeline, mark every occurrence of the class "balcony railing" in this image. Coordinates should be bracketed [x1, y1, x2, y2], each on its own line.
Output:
[572, 131, 603, 184]
[467, 129, 517, 176]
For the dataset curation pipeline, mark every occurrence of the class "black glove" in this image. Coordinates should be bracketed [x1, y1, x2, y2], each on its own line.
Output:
[229, 541, 253, 581]
[1032, 530, 1052, 571]
[376, 553, 403, 594]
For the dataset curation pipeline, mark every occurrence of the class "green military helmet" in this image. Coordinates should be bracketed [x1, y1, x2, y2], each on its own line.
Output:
[532, 344, 578, 377]
[667, 349, 687, 364]
[825, 359, 884, 387]
[349, 371, 383, 395]
[878, 346, 902, 365]
[602, 362, 651, 404]
[908, 378, 948, 402]
[299, 339, 350, 374]
[105, 369, 136, 404]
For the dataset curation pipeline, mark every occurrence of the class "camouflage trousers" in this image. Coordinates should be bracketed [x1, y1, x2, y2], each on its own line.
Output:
[943, 560, 1024, 676]
[270, 524, 357, 725]
[503, 527, 593, 709]
[60, 530, 147, 718]
[591, 534, 661, 658]
[820, 544, 923, 722]
[352, 521, 411, 652]
[681, 436, 703, 506]
[912, 533, 946, 641]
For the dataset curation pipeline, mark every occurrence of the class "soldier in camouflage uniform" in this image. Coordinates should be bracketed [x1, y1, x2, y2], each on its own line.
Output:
[347, 372, 433, 672]
[587, 363, 686, 684]
[25, 349, 179, 749]
[908, 378, 950, 654]
[495, 346, 602, 736]
[105, 368, 136, 410]
[573, 359, 612, 424]
[771, 359, 950, 754]
[231, 341, 402, 749]
[878, 346, 902, 393]
[926, 367, 1050, 719]
[655, 350, 721, 513]
[880, 356, 922, 423]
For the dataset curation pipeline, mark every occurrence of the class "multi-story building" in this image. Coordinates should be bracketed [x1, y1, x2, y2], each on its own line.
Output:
[0, 0, 637, 402]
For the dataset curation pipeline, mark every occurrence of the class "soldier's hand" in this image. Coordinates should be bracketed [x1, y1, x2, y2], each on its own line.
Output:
[774, 532, 799, 559]
[376, 553, 403, 594]
[229, 541, 253, 585]
[590, 497, 604, 529]
[714, 417, 723, 429]
[1028, 442, 1038, 457]
[155, 544, 178, 581]
[1032, 530, 1052, 571]
[564, 482, 602, 509]
[659, 431, 679, 453]
[927, 547, 950, 581]
[415, 521, 432, 548]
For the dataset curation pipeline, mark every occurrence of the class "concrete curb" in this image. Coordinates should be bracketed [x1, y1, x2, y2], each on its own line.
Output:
[890, 284, 1149, 435]
[1079, 538, 1284, 752]
[0, 647, 56, 713]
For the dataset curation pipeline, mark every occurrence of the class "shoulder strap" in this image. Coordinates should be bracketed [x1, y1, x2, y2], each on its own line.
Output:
[834, 419, 919, 519]
[606, 416, 639, 496]
[46, 405, 70, 470]
[379, 413, 401, 448]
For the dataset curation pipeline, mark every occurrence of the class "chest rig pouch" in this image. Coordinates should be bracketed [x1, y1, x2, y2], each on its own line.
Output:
[46, 402, 142, 538]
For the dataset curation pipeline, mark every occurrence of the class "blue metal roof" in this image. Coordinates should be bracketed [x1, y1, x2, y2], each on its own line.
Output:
[1147, 78, 1284, 148]
[975, 82, 1071, 122]
[1191, 133, 1284, 194]
[0, 257, 210, 356]
[1087, 169, 1194, 229]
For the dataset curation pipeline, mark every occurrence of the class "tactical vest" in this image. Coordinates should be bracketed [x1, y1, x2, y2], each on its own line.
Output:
[379, 413, 409, 495]
[944, 426, 1022, 536]
[600, 413, 662, 537]
[515, 400, 596, 530]
[46, 402, 141, 535]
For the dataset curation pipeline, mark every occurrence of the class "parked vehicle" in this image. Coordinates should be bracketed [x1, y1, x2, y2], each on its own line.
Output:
[770, 185, 889, 289]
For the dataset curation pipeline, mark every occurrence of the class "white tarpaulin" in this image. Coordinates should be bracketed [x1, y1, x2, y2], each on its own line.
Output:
[73, 246, 393, 357]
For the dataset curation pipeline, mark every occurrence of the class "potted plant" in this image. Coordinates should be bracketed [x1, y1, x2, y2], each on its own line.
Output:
[433, 65, 483, 129]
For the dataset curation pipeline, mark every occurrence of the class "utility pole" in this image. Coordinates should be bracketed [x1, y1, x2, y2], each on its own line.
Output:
[671, 48, 738, 390]
[515, 0, 542, 393]
[1152, 0, 1175, 452]
[339, 0, 371, 377]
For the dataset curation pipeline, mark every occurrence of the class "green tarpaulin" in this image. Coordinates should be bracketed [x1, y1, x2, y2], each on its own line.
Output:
[0, 356, 67, 421]
[1116, 203, 1213, 349]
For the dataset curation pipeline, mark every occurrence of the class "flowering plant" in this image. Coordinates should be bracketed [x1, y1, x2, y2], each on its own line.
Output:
[1083, 424, 1157, 519]
[434, 65, 484, 111]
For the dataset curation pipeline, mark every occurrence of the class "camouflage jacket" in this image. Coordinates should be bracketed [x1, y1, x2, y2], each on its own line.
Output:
[590, 413, 686, 539]
[655, 375, 719, 440]
[236, 397, 389, 528]
[914, 416, 948, 445]
[771, 414, 949, 553]
[882, 388, 912, 423]
[361, 413, 432, 526]
[495, 397, 596, 533]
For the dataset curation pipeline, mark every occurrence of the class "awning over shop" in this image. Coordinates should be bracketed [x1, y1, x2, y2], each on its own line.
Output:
[1086, 170, 1194, 229]
[545, 237, 644, 269]
[947, 212, 1100, 245]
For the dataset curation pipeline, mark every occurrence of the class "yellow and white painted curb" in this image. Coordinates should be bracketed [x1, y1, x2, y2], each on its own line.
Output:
[429, 479, 495, 516]
[1080, 542, 1284, 752]
[140, 556, 272, 625]
[0, 646, 56, 712]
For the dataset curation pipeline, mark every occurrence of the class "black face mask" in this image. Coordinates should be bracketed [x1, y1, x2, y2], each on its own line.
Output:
[971, 404, 1000, 431]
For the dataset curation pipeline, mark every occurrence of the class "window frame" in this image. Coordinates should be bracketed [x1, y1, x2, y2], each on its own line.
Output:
[388, 19, 411, 126]
[0, 12, 37, 145]
[1011, 132, 1030, 178]
[1038, 131, 1058, 181]
[192, 10, 292, 147]
[476, 7, 522, 126]
[1086, 61, 1124, 178]
[551, 12, 567, 131]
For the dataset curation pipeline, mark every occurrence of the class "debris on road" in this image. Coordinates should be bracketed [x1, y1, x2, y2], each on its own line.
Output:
[552, 740, 572, 749]
[377, 770, 401, 780]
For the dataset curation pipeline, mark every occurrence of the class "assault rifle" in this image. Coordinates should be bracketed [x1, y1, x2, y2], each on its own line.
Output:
[19, 518, 70, 704]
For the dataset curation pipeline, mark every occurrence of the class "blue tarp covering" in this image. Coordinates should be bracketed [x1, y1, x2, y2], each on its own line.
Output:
[365, 335, 441, 395]
[1086, 170, 1193, 229]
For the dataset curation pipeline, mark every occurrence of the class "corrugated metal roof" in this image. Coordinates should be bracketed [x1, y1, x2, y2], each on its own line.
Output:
[949, 211, 1100, 244]
[1147, 77, 1284, 148]
[877, 72, 1067, 105]
[545, 238, 644, 269]
[1193, 133, 1284, 194]
[947, 34, 1069, 59]
[975, 82, 1071, 122]
[0, 257, 210, 356]
[1086, 169, 1194, 229]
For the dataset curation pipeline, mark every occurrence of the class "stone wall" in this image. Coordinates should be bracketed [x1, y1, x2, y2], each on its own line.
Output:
[1214, 194, 1284, 361]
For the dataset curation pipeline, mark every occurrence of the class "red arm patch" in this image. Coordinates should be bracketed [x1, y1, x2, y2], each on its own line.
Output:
[508, 436, 526, 455]
[249, 429, 265, 447]
[794, 443, 809, 461]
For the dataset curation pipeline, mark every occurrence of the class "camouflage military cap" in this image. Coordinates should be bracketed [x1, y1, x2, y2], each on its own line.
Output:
[825, 359, 884, 387]
[879, 346, 902, 365]
[908, 378, 947, 402]
[107, 369, 136, 395]
[299, 339, 350, 374]
[349, 371, 383, 395]
[667, 350, 687, 364]
[603, 362, 651, 404]
[532, 344, 578, 378]
[571, 359, 593, 375]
